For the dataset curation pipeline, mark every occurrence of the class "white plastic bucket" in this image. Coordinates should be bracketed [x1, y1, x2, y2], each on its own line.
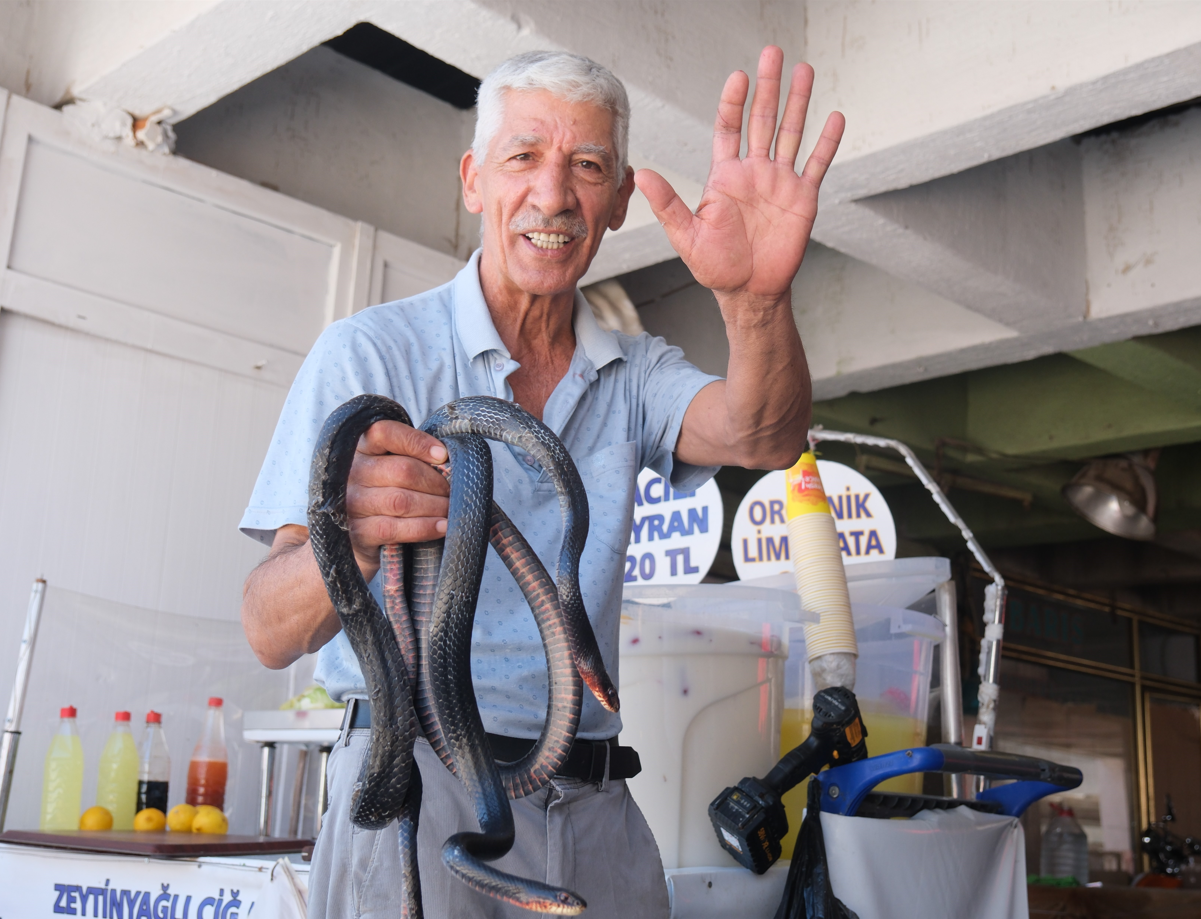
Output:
[618, 583, 812, 869]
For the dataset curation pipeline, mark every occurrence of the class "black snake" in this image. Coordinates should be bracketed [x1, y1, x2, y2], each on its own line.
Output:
[308, 394, 620, 916]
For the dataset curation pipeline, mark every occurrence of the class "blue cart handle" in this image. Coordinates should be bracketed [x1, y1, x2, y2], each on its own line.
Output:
[816, 744, 1082, 818]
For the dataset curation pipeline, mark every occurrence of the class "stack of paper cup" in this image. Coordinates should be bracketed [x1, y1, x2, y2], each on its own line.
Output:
[786, 452, 858, 689]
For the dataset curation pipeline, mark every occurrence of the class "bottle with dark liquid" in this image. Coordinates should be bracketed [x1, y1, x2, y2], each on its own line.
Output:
[186, 697, 228, 809]
[137, 710, 171, 813]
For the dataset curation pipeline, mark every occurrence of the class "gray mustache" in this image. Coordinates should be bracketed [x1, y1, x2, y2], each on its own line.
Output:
[509, 210, 589, 239]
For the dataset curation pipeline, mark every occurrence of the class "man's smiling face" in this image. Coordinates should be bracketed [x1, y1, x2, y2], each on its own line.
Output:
[462, 89, 635, 298]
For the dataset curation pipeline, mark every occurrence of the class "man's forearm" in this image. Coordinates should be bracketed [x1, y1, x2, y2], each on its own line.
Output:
[242, 533, 342, 669]
[720, 292, 812, 467]
[677, 292, 811, 470]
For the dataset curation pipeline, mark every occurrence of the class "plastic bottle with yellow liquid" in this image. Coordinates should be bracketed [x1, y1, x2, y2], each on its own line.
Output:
[40, 706, 84, 831]
[96, 711, 140, 830]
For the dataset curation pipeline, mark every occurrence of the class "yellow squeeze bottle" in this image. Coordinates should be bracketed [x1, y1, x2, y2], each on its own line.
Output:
[96, 711, 140, 830]
[41, 706, 85, 831]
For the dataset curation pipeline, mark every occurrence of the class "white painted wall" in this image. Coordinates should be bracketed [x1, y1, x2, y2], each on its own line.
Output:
[175, 46, 480, 262]
[0, 93, 459, 679]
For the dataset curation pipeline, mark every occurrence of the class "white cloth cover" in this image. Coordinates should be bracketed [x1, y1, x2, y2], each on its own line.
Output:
[824, 806, 1028, 919]
[257, 857, 309, 919]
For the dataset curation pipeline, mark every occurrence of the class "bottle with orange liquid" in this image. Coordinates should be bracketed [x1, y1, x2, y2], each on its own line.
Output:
[186, 697, 227, 809]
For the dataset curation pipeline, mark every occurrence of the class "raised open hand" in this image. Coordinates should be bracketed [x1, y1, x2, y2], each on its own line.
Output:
[635, 46, 844, 309]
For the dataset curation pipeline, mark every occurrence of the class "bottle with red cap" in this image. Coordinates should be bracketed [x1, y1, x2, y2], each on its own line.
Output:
[186, 697, 227, 809]
[40, 706, 84, 831]
[96, 711, 139, 829]
[137, 711, 171, 814]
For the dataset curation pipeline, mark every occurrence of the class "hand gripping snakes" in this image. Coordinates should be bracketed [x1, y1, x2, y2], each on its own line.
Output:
[308, 394, 620, 916]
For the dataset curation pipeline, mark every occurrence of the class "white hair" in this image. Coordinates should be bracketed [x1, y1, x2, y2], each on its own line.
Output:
[473, 51, 630, 182]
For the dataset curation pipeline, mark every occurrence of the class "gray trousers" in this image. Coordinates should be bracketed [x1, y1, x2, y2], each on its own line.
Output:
[309, 730, 671, 919]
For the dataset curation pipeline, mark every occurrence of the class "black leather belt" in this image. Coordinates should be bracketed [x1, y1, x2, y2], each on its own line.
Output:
[343, 699, 640, 782]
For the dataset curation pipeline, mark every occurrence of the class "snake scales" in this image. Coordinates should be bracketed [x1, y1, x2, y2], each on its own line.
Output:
[308, 394, 620, 916]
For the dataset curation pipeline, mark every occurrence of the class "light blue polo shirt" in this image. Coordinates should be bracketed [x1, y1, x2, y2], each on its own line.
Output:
[240, 250, 720, 738]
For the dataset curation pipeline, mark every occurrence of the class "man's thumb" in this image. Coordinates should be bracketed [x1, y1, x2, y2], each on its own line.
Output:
[634, 169, 694, 250]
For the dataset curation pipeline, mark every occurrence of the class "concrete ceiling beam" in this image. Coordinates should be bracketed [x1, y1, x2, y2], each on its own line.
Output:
[1069, 329, 1201, 413]
[806, 3, 1201, 203]
[820, 141, 1086, 334]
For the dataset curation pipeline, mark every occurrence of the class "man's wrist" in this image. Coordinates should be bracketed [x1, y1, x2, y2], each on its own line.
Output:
[714, 290, 794, 329]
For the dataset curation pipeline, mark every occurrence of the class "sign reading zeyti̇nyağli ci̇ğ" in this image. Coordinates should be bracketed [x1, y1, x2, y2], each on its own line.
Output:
[732, 462, 895, 581]
[623, 468, 723, 585]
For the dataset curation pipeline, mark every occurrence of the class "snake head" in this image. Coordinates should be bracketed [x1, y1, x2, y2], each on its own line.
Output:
[542, 889, 587, 916]
[600, 682, 620, 714]
[583, 671, 621, 714]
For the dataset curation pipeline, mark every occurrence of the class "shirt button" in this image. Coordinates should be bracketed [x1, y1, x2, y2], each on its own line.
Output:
[494, 360, 504, 371]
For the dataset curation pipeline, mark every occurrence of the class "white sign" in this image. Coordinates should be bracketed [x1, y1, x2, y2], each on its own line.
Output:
[624, 468, 723, 585]
[0, 841, 284, 918]
[732, 462, 896, 580]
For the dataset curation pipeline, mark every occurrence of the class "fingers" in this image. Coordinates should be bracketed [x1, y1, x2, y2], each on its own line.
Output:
[352, 453, 450, 495]
[800, 110, 846, 189]
[746, 45, 784, 158]
[712, 70, 749, 163]
[350, 515, 448, 565]
[347, 482, 450, 521]
[358, 419, 447, 464]
[347, 422, 452, 560]
[635, 169, 696, 254]
[774, 62, 815, 167]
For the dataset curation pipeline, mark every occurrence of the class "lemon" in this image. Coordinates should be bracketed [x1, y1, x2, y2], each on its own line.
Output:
[79, 806, 113, 831]
[133, 807, 166, 831]
[191, 804, 228, 834]
[167, 803, 197, 832]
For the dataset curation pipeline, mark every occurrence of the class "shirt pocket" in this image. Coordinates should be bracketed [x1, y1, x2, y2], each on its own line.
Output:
[577, 441, 638, 556]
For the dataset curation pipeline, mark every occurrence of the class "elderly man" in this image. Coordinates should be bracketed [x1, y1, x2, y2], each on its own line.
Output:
[241, 45, 842, 919]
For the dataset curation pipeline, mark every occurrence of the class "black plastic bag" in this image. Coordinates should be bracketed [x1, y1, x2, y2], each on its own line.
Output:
[773, 779, 859, 919]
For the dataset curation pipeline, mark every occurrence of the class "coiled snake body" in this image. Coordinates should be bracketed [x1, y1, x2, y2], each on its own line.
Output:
[308, 394, 619, 916]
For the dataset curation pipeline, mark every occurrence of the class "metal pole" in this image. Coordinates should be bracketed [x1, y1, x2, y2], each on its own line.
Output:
[314, 745, 332, 837]
[288, 746, 309, 838]
[935, 580, 968, 798]
[258, 742, 276, 837]
[0, 579, 47, 831]
[808, 429, 1007, 752]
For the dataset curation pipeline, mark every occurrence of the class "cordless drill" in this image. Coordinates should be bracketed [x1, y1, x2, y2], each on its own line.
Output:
[708, 686, 868, 874]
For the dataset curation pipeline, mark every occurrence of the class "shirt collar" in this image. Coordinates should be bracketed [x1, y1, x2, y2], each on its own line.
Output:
[453, 249, 626, 370]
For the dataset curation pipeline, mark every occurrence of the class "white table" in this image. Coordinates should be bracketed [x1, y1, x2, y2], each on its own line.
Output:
[242, 709, 344, 838]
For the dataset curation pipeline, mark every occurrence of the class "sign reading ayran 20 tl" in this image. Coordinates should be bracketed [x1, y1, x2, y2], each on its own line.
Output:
[624, 468, 723, 584]
[732, 462, 895, 581]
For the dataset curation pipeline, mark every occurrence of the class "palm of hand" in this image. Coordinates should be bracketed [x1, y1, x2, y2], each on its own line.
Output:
[684, 154, 820, 299]
[635, 50, 844, 307]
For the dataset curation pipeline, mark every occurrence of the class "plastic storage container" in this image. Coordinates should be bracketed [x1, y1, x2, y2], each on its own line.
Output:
[618, 583, 813, 869]
[779, 602, 945, 857]
[742, 557, 951, 611]
[40, 706, 84, 831]
[1041, 804, 1089, 883]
